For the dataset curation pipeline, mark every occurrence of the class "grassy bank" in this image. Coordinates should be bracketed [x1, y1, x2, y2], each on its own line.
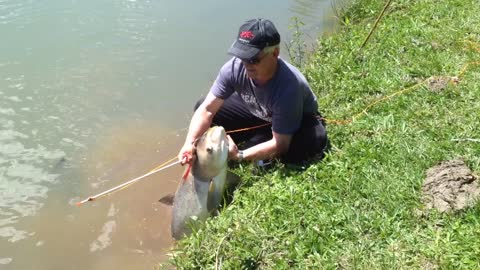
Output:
[165, 0, 480, 268]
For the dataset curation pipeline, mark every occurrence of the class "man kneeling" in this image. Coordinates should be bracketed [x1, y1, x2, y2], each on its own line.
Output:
[178, 18, 329, 166]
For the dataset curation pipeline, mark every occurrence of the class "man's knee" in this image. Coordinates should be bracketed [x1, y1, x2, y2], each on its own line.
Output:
[282, 116, 328, 164]
[313, 122, 328, 152]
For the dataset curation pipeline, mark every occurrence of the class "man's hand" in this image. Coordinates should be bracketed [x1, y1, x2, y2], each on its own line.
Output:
[178, 92, 224, 166]
[178, 143, 196, 165]
[227, 135, 240, 161]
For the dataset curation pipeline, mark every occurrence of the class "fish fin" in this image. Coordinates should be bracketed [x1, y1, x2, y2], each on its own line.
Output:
[207, 179, 216, 212]
[208, 179, 215, 193]
[226, 171, 241, 188]
[222, 171, 241, 206]
[159, 193, 175, 206]
[211, 209, 220, 216]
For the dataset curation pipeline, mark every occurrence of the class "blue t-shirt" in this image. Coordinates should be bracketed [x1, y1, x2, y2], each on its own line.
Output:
[210, 57, 318, 134]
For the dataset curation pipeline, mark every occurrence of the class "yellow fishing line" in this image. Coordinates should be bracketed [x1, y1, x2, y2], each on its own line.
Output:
[324, 41, 479, 125]
[97, 156, 179, 199]
[78, 42, 480, 205]
[149, 156, 179, 172]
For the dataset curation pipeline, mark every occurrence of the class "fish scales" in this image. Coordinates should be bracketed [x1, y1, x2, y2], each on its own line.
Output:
[171, 126, 233, 239]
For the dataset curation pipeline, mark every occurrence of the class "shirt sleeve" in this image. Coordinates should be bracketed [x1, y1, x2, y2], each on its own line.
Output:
[210, 59, 235, 99]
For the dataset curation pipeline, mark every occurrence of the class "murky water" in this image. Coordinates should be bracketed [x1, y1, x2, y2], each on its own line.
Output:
[0, 0, 336, 269]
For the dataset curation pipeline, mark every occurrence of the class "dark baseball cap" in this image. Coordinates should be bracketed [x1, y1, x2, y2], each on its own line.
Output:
[228, 18, 281, 60]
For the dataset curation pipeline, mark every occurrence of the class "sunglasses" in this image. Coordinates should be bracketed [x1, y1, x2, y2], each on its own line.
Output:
[242, 53, 268, 65]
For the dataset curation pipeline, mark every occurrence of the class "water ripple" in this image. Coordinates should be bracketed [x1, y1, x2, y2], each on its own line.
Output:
[89, 220, 117, 252]
[0, 226, 33, 243]
[0, 117, 65, 241]
[0, 0, 48, 26]
[0, 257, 13, 265]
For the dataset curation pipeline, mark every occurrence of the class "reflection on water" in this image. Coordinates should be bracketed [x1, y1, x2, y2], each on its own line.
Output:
[89, 204, 117, 252]
[1, 116, 184, 269]
[0, 102, 65, 232]
[287, 0, 339, 45]
[290, 0, 334, 23]
[0, 0, 336, 269]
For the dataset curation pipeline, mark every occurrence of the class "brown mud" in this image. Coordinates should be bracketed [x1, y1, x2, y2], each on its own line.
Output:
[422, 159, 479, 213]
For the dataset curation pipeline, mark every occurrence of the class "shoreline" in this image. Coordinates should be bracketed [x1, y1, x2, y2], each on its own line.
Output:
[166, 0, 480, 268]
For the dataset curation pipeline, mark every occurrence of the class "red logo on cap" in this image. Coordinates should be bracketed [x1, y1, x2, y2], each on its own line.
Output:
[240, 31, 254, 39]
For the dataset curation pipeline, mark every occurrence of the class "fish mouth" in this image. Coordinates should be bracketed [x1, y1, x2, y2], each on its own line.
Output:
[206, 126, 226, 141]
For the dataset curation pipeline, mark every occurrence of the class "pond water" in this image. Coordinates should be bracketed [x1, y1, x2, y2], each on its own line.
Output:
[0, 0, 338, 269]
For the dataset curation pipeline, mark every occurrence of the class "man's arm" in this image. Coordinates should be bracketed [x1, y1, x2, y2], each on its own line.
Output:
[178, 92, 224, 164]
[229, 131, 292, 162]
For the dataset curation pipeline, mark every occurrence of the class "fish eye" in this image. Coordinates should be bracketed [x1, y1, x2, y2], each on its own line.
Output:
[206, 147, 213, 153]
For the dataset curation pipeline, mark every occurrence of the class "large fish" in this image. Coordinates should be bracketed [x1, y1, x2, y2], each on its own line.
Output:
[165, 126, 239, 240]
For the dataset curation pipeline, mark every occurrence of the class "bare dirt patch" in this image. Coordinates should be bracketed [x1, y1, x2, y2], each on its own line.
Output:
[425, 76, 459, 92]
[422, 159, 479, 213]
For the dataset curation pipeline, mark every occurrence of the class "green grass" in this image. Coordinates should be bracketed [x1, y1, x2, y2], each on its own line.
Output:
[163, 0, 480, 268]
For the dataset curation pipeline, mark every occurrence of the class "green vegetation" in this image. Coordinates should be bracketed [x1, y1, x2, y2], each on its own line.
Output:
[165, 0, 480, 268]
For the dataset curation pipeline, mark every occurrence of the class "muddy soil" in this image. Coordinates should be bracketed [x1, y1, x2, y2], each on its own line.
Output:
[422, 159, 479, 213]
